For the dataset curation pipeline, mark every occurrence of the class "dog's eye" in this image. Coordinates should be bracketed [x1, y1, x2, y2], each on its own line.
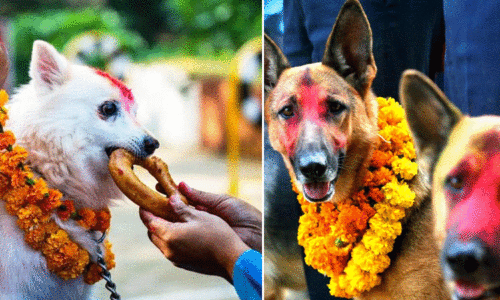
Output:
[278, 105, 294, 119]
[99, 101, 118, 117]
[328, 101, 346, 115]
[445, 175, 464, 192]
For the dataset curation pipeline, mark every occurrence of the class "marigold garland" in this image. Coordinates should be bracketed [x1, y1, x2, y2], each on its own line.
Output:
[0, 90, 114, 284]
[296, 97, 418, 298]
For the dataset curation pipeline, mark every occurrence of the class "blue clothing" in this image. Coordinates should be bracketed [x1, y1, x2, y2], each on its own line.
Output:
[233, 250, 262, 300]
[282, 0, 445, 99]
[443, 0, 500, 116]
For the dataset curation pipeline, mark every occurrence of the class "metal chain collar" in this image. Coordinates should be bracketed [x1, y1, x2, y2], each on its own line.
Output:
[94, 232, 121, 300]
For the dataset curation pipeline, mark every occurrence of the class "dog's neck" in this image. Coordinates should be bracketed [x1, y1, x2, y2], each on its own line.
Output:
[20, 134, 120, 210]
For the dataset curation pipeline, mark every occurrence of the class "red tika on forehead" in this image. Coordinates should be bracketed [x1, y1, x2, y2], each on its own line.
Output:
[95, 69, 135, 113]
[446, 151, 500, 246]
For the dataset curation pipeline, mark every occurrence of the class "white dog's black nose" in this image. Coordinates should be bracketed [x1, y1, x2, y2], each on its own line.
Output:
[144, 136, 160, 155]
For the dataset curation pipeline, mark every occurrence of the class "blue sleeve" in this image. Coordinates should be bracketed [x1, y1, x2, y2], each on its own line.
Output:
[233, 249, 262, 300]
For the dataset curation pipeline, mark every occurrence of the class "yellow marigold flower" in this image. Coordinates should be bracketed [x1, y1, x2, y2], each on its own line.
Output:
[379, 103, 404, 127]
[361, 230, 395, 255]
[0, 111, 8, 127]
[351, 244, 391, 273]
[343, 262, 382, 294]
[373, 203, 406, 221]
[391, 157, 418, 180]
[382, 179, 416, 208]
[397, 141, 417, 160]
[0, 90, 8, 107]
[376, 96, 393, 109]
[369, 214, 402, 240]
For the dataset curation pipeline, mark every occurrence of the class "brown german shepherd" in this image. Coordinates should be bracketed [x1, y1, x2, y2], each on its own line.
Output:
[401, 70, 500, 300]
[264, 0, 449, 299]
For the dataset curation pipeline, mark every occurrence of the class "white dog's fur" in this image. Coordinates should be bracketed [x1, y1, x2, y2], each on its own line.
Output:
[0, 40, 156, 299]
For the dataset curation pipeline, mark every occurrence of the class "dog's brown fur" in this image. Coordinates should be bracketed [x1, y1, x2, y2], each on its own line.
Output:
[401, 70, 500, 300]
[264, 1, 449, 299]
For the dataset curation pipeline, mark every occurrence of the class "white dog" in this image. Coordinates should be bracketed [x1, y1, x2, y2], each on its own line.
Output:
[0, 40, 158, 299]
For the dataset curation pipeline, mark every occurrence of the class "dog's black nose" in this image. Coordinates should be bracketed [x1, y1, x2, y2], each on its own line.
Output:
[444, 240, 488, 278]
[143, 136, 160, 155]
[297, 153, 328, 179]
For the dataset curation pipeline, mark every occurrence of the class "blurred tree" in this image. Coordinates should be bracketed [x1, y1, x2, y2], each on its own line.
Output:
[12, 8, 145, 84]
[0, 0, 105, 15]
[6, 0, 261, 83]
[152, 0, 262, 57]
[107, 0, 169, 46]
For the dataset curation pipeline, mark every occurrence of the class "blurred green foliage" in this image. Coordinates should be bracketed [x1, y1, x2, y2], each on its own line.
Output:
[12, 8, 146, 84]
[113, 0, 262, 58]
[7, 0, 261, 84]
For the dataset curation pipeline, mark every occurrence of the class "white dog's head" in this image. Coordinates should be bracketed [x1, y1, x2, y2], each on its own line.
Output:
[8, 40, 159, 208]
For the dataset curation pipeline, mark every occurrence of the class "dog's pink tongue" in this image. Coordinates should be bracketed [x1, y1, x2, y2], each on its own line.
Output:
[455, 281, 486, 299]
[303, 182, 330, 200]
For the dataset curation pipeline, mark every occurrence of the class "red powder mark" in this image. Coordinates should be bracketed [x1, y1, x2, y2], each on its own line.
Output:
[446, 152, 500, 247]
[95, 69, 135, 114]
[279, 70, 347, 157]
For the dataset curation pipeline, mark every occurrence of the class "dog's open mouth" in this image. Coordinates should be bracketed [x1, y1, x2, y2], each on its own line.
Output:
[303, 181, 334, 202]
[454, 280, 500, 300]
[299, 151, 343, 202]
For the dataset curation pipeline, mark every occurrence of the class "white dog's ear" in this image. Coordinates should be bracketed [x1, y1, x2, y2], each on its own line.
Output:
[29, 40, 69, 94]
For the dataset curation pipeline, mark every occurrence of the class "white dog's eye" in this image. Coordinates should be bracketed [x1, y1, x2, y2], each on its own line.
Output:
[99, 101, 118, 118]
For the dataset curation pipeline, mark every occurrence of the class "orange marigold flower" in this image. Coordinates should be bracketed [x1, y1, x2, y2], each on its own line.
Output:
[0, 131, 16, 150]
[84, 263, 102, 284]
[26, 179, 49, 204]
[57, 200, 75, 221]
[364, 167, 393, 187]
[93, 210, 111, 232]
[10, 170, 29, 188]
[0, 173, 10, 196]
[25, 226, 47, 250]
[17, 204, 47, 231]
[77, 208, 97, 230]
[370, 150, 393, 169]
[367, 188, 385, 203]
[104, 240, 116, 269]
[0, 146, 28, 172]
[39, 189, 62, 213]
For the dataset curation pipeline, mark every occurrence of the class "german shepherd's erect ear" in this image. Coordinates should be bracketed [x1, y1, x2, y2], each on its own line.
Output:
[264, 0, 376, 99]
[263, 34, 290, 98]
[399, 70, 463, 171]
[322, 0, 377, 97]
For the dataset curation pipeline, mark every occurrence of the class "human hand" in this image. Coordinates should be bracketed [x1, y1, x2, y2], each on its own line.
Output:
[177, 182, 262, 252]
[139, 194, 250, 282]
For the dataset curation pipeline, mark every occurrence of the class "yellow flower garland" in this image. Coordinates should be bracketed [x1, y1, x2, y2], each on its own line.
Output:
[0, 90, 114, 284]
[296, 97, 418, 298]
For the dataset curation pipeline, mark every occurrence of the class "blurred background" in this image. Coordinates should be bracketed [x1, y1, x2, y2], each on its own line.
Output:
[0, 0, 262, 299]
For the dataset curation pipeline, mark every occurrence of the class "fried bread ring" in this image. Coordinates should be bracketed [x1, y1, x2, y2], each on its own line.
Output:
[108, 149, 187, 219]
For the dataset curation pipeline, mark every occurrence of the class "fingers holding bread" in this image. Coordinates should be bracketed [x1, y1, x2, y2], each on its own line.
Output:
[108, 148, 187, 220]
